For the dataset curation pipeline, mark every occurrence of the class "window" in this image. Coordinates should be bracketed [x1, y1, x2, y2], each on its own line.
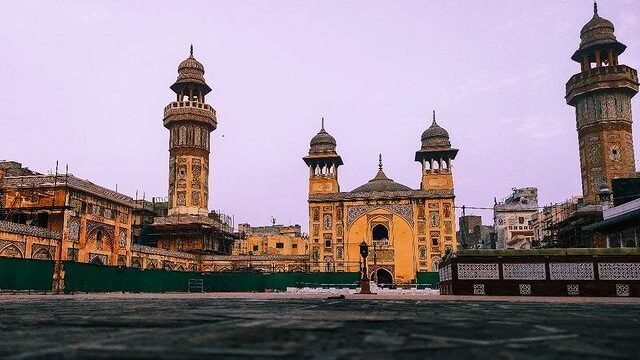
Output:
[325, 239, 332, 248]
[372, 224, 389, 242]
[519, 217, 525, 224]
[431, 237, 439, 246]
[252, 245, 259, 251]
[276, 242, 284, 249]
[96, 230, 104, 250]
[292, 244, 298, 249]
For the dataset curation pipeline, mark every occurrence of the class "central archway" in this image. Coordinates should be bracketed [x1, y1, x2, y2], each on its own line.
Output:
[375, 268, 393, 285]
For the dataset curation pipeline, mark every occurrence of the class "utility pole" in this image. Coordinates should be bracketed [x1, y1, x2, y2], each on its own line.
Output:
[461, 205, 467, 249]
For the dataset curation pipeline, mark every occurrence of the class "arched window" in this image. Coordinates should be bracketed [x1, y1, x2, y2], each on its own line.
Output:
[96, 230, 104, 250]
[372, 224, 389, 242]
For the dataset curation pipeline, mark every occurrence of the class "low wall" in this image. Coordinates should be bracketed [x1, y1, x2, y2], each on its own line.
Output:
[63, 261, 360, 293]
[0, 257, 54, 291]
[439, 249, 640, 297]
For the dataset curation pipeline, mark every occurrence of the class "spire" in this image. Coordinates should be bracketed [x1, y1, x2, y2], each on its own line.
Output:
[190, 44, 194, 57]
[432, 109, 437, 126]
[378, 153, 383, 170]
[321, 117, 325, 131]
[594, 1, 598, 16]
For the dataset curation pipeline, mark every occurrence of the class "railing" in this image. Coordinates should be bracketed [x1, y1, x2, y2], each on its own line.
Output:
[567, 64, 638, 85]
[164, 101, 216, 115]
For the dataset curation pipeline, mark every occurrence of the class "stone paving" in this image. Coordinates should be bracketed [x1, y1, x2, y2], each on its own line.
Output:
[1, 293, 639, 359]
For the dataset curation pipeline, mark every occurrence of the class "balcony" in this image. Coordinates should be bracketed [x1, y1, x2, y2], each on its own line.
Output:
[163, 101, 217, 129]
[566, 65, 639, 105]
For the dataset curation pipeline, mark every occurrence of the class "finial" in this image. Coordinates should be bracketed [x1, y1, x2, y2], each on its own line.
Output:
[190, 44, 194, 57]
[432, 109, 437, 125]
[321, 117, 325, 131]
[594, 1, 598, 16]
[378, 153, 383, 170]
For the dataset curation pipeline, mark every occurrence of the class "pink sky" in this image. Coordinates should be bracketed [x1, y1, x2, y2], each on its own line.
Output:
[1, 1, 639, 230]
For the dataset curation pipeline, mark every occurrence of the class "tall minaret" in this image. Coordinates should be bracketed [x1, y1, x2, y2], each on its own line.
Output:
[566, 2, 638, 204]
[415, 111, 458, 191]
[303, 118, 343, 194]
[164, 46, 217, 215]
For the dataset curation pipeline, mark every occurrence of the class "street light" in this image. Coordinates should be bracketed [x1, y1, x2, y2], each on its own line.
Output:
[358, 241, 373, 294]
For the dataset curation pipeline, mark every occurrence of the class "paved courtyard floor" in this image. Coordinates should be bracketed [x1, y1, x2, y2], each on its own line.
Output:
[1, 293, 639, 359]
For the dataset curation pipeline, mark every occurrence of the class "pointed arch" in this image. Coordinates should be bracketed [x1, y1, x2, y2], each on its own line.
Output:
[0, 244, 24, 258]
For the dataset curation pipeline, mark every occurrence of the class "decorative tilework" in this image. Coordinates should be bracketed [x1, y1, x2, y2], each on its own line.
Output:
[473, 284, 485, 295]
[549, 263, 595, 280]
[567, 284, 579, 296]
[68, 217, 80, 241]
[86, 220, 115, 241]
[31, 244, 54, 259]
[457, 263, 499, 280]
[346, 204, 413, 228]
[502, 263, 546, 280]
[0, 240, 26, 257]
[519, 284, 532, 295]
[598, 263, 640, 280]
[118, 229, 127, 248]
[88, 253, 108, 265]
[616, 284, 630, 297]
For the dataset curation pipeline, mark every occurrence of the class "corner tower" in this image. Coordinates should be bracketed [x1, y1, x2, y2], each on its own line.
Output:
[303, 119, 343, 194]
[415, 111, 458, 191]
[164, 46, 217, 215]
[566, 2, 638, 204]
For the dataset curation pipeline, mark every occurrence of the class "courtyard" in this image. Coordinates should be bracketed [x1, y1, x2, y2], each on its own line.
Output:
[1, 293, 639, 359]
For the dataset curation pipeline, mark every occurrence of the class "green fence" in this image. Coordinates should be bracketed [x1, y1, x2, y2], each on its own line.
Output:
[63, 261, 360, 293]
[0, 257, 54, 291]
[416, 271, 439, 289]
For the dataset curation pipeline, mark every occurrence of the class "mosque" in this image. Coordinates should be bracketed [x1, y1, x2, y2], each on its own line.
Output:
[303, 112, 458, 283]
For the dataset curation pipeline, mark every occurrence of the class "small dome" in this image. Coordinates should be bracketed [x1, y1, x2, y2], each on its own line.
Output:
[175, 45, 207, 85]
[351, 155, 413, 193]
[579, 13, 616, 49]
[309, 118, 338, 155]
[420, 111, 451, 150]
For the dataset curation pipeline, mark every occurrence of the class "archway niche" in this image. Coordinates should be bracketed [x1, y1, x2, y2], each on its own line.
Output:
[372, 224, 389, 242]
[375, 268, 393, 285]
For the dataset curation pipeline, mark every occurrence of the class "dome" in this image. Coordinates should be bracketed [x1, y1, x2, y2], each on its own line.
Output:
[351, 156, 413, 193]
[174, 45, 207, 86]
[579, 12, 616, 49]
[309, 118, 338, 155]
[420, 111, 451, 150]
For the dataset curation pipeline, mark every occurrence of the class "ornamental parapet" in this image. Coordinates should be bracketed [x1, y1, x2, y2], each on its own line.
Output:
[566, 65, 639, 105]
[309, 189, 454, 202]
[0, 220, 61, 240]
[201, 254, 309, 262]
[163, 101, 217, 130]
[131, 244, 198, 260]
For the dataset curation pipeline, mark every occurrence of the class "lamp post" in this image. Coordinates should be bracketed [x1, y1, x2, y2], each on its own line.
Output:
[358, 241, 373, 294]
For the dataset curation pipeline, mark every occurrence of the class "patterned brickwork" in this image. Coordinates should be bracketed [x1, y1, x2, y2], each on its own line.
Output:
[549, 263, 595, 280]
[457, 263, 499, 280]
[502, 263, 546, 280]
[598, 263, 640, 280]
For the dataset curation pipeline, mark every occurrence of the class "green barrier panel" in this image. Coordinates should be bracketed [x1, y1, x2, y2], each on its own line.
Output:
[63, 261, 362, 293]
[65, 262, 200, 293]
[416, 271, 439, 289]
[264, 272, 360, 290]
[202, 272, 265, 292]
[0, 257, 54, 291]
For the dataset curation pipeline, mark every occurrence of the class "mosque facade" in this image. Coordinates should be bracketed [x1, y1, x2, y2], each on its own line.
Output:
[303, 112, 458, 284]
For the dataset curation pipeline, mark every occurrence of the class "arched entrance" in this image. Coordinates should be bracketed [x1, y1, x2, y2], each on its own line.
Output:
[374, 268, 393, 285]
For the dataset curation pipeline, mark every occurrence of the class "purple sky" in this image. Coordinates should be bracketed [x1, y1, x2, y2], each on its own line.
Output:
[1, 1, 639, 230]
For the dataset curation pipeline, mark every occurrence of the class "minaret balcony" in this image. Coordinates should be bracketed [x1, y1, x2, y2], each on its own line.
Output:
[163, 101, 217, 130]
[566, 65, 638, 105]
